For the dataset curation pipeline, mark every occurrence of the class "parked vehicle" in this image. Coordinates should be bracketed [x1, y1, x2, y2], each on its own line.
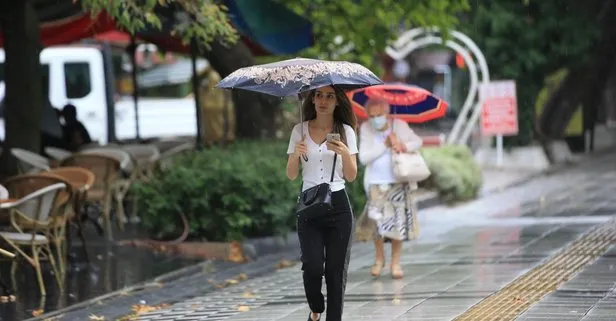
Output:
[0, 44, 198, 145]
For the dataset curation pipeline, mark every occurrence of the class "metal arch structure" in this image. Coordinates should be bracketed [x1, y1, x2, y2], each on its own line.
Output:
[385, 27, 491, 146]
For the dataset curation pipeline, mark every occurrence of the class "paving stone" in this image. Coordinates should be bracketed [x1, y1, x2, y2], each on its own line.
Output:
[23, 149, 616, 321]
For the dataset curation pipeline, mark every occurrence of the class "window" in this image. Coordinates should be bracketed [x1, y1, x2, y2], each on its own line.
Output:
[64, 62, 91, 98]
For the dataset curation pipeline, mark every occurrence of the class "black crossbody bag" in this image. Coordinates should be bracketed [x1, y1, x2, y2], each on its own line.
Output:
[296, 153, 338, 219]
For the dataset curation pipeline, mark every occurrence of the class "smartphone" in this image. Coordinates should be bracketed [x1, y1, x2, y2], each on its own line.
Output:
[326, 133, 341, 143]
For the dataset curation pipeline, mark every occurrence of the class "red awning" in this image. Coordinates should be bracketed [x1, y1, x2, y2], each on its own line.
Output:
[0, 12, 117, 47]
[0, 11, 271, 56]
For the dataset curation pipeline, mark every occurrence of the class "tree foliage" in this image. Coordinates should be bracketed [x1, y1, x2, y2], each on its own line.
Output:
[460, 0, 603, 145]
[274, 0, 469, 71]
[80, 0, 239, 49]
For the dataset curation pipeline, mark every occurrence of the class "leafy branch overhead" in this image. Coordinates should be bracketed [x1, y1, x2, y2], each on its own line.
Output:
[274, 0, 470, 69]
[79, 0, 239, 49]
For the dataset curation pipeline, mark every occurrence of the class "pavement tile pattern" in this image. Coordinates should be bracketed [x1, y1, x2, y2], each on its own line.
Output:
[29, 150, 616, 321]
[125, 152, 616, 321]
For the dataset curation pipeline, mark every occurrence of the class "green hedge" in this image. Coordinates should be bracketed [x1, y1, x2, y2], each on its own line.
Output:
[132, 141, 481, 241]
[421, 144, 483, 203]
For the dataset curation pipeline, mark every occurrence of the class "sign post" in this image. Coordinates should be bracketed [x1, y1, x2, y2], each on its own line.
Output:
[479, 80, 519, 167]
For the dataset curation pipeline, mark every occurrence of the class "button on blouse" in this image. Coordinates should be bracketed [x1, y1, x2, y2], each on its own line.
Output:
[287, 121, 358, 192]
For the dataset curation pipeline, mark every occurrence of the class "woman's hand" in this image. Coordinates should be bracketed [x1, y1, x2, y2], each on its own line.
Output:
[293, 140, 308, 159]
[392, 142, 407, 153]
[385, 133, 399, 148]
[326, 140, 350, 157]
[385, 133, 407, 153]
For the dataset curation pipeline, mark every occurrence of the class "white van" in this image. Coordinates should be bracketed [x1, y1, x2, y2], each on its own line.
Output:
[0, 44, 198, 145]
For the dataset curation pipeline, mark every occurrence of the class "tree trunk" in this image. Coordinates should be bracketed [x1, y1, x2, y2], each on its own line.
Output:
[0, 0, 43, 179]
[202, 40, 280, 139]
[601, 60, 616, 125]
[538, 0, 616, 140]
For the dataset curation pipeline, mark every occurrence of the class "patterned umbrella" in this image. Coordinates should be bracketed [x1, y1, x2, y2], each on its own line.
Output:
[347, 83, 449, 123]
[216, 57, 383, 97]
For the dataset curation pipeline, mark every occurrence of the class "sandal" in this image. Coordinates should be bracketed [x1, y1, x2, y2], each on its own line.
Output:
[391, 264, 404, 279]
[370, 261, 385, 277]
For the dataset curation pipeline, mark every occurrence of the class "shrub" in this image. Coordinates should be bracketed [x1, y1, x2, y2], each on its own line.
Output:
[132, 141, 482, 241]
[421, 144, 483, 203]
[132, 141, 300, 242]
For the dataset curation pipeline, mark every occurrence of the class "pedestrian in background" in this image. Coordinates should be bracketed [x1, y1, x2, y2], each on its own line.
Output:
[358, 98, 423, 279]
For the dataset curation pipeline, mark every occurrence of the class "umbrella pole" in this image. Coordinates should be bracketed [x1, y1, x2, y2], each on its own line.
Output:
[130, 36, 140, 142]
[298, 96, 308, 161]
[190, 38, 203, 150]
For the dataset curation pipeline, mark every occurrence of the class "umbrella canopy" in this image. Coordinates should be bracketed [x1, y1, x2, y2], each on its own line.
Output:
[347, 83, 449, 123]
[216, 57, 383, 97]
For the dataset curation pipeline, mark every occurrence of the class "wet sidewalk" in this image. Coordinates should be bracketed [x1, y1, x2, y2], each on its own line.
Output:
[25, 150, 616, 321]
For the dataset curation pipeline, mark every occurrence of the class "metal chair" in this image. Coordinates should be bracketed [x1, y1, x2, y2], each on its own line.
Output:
[0, 183, 67, 296]
[40, 167, 95, 266]
[60, 154, 121, 240]
[10, 148, 50, 173]
[44, 147, 72, 161]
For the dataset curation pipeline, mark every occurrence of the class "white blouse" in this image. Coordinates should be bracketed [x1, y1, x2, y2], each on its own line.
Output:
[287, 121, 358, 192]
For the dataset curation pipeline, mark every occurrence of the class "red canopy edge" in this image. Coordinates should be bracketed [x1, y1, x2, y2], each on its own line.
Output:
[0, 11, 271, 56]
[0, 12, 117, 47]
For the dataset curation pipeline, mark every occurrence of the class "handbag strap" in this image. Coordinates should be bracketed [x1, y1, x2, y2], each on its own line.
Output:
[329, 153, 338, 182]
[299, 152, 338, 194]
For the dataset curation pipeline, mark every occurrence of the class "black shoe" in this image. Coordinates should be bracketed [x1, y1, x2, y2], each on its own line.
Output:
[308, 312, 321, 321]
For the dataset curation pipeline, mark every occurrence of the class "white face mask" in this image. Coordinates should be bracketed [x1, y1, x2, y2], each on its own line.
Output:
[370, 115, 387, 130]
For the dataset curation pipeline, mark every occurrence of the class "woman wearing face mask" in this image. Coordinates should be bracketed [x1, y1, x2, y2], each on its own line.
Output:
[358, 98, 423, 279]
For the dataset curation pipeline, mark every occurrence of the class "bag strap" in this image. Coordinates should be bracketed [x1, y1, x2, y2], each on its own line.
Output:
[329, 153, 338, 183]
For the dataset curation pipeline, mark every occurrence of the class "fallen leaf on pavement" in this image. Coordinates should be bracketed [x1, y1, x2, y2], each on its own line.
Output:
[392, 298, 401, 305]
[225, 279, 239, 285]
[237, 305, 250, 312]
[238, 273, 248, 281]
[89, 314, 105, 320]
[32, 309, 44, 317]
[242, 291, 255, 298]
[276, 259, 296, 269]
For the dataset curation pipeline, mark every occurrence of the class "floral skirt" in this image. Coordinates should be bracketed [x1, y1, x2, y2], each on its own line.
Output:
[361, 183, 419, 241]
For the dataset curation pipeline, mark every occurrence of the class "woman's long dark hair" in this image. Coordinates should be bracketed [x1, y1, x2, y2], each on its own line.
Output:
[301, 86, 358, 145]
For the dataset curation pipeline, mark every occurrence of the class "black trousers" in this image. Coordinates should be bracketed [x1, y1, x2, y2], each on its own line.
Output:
[297, 189, 354, 321]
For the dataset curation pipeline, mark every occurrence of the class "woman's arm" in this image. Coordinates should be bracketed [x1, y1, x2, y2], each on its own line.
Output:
[395, 120, 423, 152]
[329, 126, 359, 181]
[286, 124, 303, 180]
[286, 155, 300, 180]
[341, 152, 357, 182]
[358, 123, 388, 165]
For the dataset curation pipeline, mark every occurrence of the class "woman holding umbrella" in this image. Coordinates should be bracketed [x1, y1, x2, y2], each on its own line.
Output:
[217, 57, 383, 321]
[358, 98, 423, 279]
[286, 85, 358, 321]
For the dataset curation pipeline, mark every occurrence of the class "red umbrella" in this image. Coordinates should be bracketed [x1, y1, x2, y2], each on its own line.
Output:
[347, 83, 449, 123]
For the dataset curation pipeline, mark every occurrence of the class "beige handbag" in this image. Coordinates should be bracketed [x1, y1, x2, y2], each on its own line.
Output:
[392, 151, 431, 182]
[390, 119, 431, 183]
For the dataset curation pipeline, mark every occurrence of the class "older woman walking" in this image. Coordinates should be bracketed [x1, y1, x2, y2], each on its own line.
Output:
[358, 98, 423, 279]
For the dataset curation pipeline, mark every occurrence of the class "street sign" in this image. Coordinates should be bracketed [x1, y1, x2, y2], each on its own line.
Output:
[479, 80, 519, 136]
